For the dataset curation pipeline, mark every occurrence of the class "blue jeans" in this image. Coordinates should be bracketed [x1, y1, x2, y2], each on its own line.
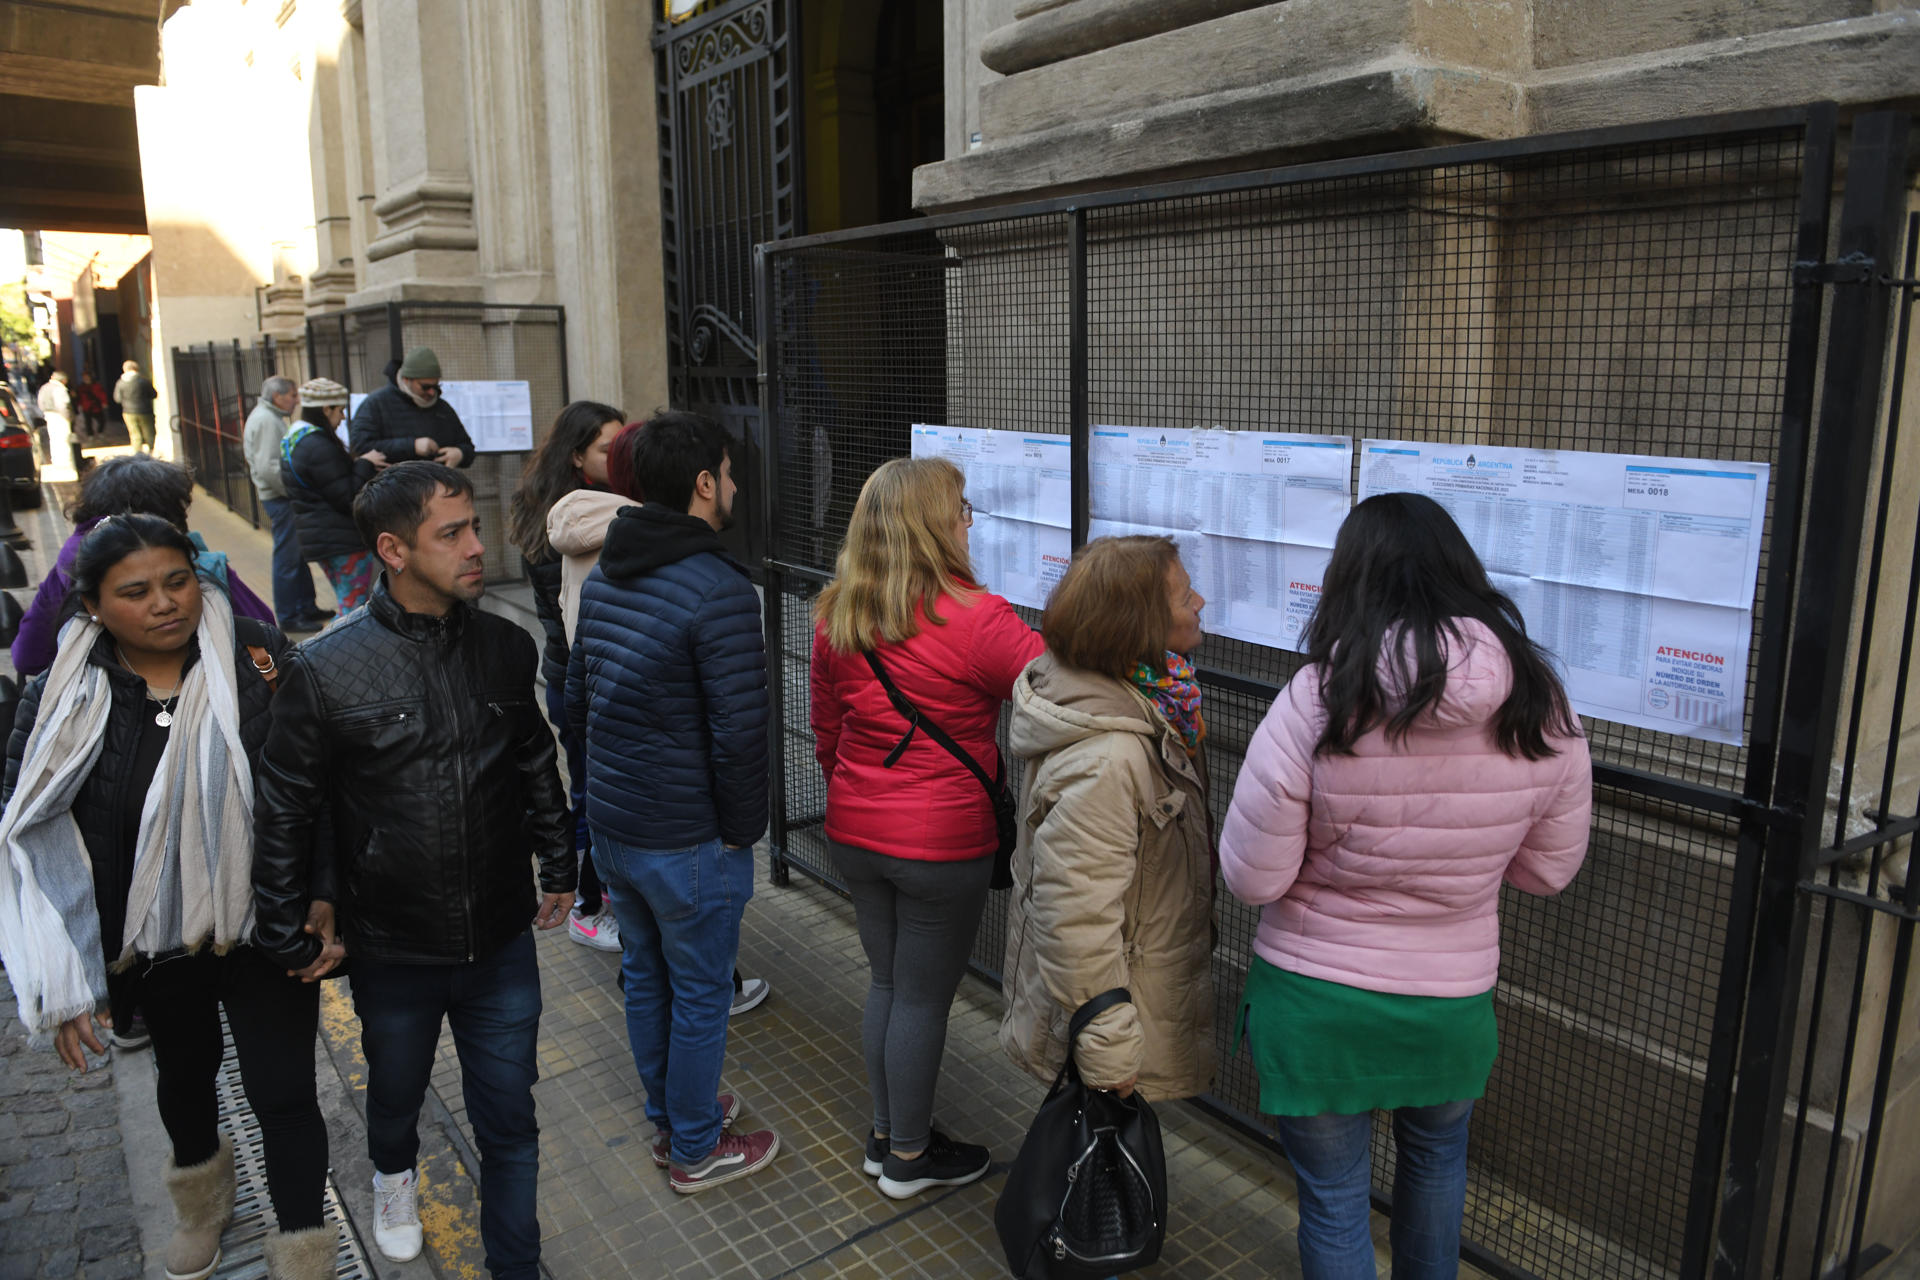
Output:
[592, 832, 751, 1165]
[1276, 1099, 1475, 1280]
[261, 496, 317, 621]
[349, 932, 545, 1280]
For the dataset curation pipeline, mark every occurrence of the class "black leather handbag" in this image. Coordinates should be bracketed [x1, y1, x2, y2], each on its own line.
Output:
[863, 649, 1018, 889]
[995, 989, 1168, 1279]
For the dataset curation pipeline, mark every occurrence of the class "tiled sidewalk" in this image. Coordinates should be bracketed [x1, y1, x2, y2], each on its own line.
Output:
[375, 858, 1315, 1279]
[187, 483, 1467, 1279]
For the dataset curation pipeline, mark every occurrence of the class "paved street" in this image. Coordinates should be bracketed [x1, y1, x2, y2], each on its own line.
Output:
[0, 970, 144, 1280]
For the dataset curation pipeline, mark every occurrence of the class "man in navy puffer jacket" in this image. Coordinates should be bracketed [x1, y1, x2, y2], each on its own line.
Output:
[566, 410, 778, 1193]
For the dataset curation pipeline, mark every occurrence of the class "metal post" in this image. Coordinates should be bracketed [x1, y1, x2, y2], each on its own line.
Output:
[1679, 103, 1838, 1280]
[305, 318, 318, 379]
[1068, 208, 1089, 551]
[232, 338, 253, 525]
[1713, 109, 1913, 1280]
[754, 242, 790, 888]
[206, 342, 229, 509]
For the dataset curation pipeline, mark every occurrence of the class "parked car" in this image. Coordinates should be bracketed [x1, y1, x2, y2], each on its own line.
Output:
[0, 386, 46, 507]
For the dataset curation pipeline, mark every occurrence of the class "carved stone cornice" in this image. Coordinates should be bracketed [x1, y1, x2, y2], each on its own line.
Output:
[982, 0, 1273, 75]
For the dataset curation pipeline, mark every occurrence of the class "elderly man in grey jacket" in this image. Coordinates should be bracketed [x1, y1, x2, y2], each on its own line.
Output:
[244, 375, 329, 631]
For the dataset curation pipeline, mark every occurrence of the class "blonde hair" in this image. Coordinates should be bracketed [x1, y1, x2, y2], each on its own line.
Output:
[816, 457, 980, 652]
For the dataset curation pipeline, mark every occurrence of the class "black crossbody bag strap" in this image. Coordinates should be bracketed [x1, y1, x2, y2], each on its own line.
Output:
[863, 650, 1001, 791]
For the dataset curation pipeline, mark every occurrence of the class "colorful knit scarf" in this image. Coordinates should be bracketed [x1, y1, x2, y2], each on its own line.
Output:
[1129, 651, 1206, 756]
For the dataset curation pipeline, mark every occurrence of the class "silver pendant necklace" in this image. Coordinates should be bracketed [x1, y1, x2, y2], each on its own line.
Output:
[116, 645, 180, 727]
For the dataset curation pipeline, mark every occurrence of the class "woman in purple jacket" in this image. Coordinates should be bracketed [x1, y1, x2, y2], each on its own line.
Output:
[12, 455, 275, 680]
[1221, 493, 1592, 1280]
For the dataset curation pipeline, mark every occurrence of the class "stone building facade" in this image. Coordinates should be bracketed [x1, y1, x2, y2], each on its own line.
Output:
[128, 5, 1919, 1271]
[915, 5, 1920, 1277]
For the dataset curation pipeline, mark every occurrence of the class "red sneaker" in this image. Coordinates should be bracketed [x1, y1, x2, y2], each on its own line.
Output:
[669, 1128, 780, 1194]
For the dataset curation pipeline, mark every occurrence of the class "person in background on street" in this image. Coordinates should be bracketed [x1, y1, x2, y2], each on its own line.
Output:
[37, 369, 72, 475]
[115, 359, 158, 452]
[510, 400, 628, 954]
[12, 453, 275, 681]
[1220, 492, 1592, 1280]
[252, 462, 572, 1276]
[567, 411, 777, 1193]
[279, 377, 378, 614]
[349, 347, 476, 470]
[1000, 536, 1217, 1111]
[244, 375, 330, 633]
[0, 514, 335, 1280]
[810, 457, 1042, 1197]
[75, 370, 109, 442]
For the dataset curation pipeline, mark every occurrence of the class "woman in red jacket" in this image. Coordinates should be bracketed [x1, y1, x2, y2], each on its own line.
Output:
[812, 456, 1044, 1199]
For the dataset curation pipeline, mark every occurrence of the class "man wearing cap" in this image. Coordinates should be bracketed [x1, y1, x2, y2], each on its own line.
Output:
[349, 347, 478, 471]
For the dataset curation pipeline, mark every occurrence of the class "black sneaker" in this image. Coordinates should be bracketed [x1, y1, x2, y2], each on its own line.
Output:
[876, 1130, 989, 1199]
[862, 1129, 889, 1177]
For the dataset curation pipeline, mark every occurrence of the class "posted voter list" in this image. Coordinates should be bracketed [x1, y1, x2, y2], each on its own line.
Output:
[1360, 440, 1769, 745]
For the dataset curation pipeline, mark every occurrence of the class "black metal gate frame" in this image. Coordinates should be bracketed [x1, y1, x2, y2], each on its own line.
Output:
[752, 105, 1914, 1280]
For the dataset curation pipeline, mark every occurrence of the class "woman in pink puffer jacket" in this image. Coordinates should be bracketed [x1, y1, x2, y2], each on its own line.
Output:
[1221, 491, 1592, 1280]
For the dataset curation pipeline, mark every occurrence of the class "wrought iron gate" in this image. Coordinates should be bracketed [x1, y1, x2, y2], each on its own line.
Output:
[755, 106, 1920, 1279]
[654, 0, 800, 568]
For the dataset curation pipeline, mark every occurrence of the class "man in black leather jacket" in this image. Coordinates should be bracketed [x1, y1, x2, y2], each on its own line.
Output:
[252, 461, 572, 1277]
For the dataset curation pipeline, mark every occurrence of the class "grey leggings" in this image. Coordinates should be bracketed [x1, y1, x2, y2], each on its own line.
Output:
[830, 840, 994, 1151]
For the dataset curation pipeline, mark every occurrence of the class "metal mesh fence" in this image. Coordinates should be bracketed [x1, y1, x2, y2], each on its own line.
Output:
[764, 113, 1823, 1280]
[306, 302, 569, 583]
[170, 337, 292, 529]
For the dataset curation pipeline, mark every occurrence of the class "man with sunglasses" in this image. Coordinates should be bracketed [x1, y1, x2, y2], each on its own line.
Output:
[349, 346, 478, 473]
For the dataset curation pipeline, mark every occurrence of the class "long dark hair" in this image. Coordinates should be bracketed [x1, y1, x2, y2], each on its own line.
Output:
[72, 513, 199, 602]
[1307, 492, 1575, 760]
[508, 399, 624, 561]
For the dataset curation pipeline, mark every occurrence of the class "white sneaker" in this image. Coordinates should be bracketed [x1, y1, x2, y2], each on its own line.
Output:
[372, 1168, 423, 1262]
[567, 907, 621, 952]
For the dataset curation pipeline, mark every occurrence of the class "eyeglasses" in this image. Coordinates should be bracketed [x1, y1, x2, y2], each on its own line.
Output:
[414, 380, 441, 394]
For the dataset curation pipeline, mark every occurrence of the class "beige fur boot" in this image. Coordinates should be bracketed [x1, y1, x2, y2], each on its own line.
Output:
[162, 1133, 235, 1280]
[264, 1224, 339, 1280]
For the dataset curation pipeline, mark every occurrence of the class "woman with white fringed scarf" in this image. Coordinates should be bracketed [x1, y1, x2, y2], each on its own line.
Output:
[0, 514, 338, 1280]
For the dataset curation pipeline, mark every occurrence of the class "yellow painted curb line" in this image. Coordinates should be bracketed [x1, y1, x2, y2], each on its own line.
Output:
[319, 983, 487, 1278]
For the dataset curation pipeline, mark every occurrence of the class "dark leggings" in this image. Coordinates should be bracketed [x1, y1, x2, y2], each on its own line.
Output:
[830, 840, 994, 1151]
[140, 947, 328, 1231]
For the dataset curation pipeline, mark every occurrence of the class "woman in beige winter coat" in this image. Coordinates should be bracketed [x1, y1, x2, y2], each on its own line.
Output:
[1000, 535, 1217, 1102]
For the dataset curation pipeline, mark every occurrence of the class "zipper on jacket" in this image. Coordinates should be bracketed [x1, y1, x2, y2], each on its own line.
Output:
[434, 649, 477, 963]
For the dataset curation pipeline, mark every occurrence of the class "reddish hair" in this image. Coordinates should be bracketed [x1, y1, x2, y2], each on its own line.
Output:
[605, 422, 646, 501]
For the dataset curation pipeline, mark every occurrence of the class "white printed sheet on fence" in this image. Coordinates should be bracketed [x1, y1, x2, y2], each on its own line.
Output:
[1359, 440, 1770, 746]
[1089, 427, 1352, 653]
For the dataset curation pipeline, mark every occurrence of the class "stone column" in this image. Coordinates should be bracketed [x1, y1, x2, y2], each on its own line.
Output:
[354, 0, 481, 301]
[539, 0, 669, 412]
[466, 0, 554, 304]
[338, 10, 381, 278]
[304, 7, 360, 310]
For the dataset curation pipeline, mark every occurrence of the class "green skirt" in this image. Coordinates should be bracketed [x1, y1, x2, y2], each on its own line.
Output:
[1236, 958, 1498, 1117]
